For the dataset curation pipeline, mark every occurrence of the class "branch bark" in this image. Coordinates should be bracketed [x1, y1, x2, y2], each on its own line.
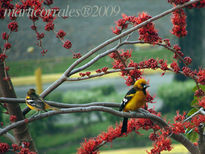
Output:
[35, 0, 200, 100]
[0, 106, 200, 154]
[0, 57, 37, 151]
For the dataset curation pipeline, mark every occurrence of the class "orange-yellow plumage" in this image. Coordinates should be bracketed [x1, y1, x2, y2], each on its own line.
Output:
[120, 79, 149, 135]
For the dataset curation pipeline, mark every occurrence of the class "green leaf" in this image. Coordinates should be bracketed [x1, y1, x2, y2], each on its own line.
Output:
[187, 108, 198, 117]
[186, 130, 198, 142]
[192, 85, 205, 92]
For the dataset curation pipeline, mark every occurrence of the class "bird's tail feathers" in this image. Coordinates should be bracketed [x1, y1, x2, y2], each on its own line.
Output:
[45, 104, 60, 111]
[121, 117, 128, 135]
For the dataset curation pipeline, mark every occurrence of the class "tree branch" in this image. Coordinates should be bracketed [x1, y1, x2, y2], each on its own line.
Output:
[0, 106, 199, 153]
[0, 97, 119, 108]
[0, 128, 17, 144]
[37, 0, 200, 100]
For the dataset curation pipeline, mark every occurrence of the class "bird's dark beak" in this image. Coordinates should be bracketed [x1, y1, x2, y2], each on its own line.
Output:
[143, 84, 150, 89]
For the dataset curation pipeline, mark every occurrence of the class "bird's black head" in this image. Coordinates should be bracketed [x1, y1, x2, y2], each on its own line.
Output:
[27, 89, 36, 95]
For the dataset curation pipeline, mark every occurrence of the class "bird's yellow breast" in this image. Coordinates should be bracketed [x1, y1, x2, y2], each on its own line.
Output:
[123, 91, 146, 112]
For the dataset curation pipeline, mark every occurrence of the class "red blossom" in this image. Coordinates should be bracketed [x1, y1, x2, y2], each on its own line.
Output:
[168, 0, 189, 5]
[170, 61, 180, 73]
[125, 76, 134, 86]
[163, 39, 171, 47]
[172, 122, 185, 134]
[8, 21, 18, 32]
[173, 44, 181, 51]
[12, 144, 19, 151]
[63, 40, 72, 49]
[160, 60, 168, 71]
[174, 111, 186, 121]
[184, 56, 192, 65]
[149, 133, 158, 141]
[0, 53, 8, 62]
[36, 32, 44, 40]
[10, 115, 17, 122]
[102, 67, 108, 73]
[41, 49, 48, 56]
[145, 58, 158, 69]
[191, 114, 205, 128]
[146, 93, 155, 103]
[129, 69, 142, 80]
[171, 9, 187, 38]
[86, 72, 91, 76]
[112, 26, 121, 35]
[31, 25, 37, 30]
[79, 73, 86, 77]
[73, 53, 82, 59]
[4, 43, 11, 49]
[57, 30, 66, 39]
[198, 97, 205, 108]
[182, 66, 192, 77]
[189, 0, 205, 8]
[96, 69, 102, 73]
[194, 88, 205, 97]
[22, 142, 30, 148]
[0, 143, 9, 153]
[44, 22, 54, 31]
[197, 69, 205, 85]
[2, 32, 9, 40]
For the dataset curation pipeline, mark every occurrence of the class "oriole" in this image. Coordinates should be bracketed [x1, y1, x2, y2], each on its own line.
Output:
[26, 89, 58, 112]
[119, 79, 149, 135]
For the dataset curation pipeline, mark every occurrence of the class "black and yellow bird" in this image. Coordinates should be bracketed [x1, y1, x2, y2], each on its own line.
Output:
[119, 79, 149, 135]
[26, 89, 58, 114]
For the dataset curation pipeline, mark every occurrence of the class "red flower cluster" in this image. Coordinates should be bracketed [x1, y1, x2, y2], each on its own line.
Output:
[10, 115, 17, 122]
[78, 109, 177, 154]
[198, 97, 205, 108]
[73, 53, 82, 59]
[44, 22, 54, 31]
[41, 49, 48, 56]
[63, 40, 72, 49]
[194, 88, 205, 97]
[182, 66, 194, 77]
[173, 44, 184, 59]
[184, 56, 192, 65]
[137, 13, 161, 44]
[197, 69, 205, 85]
[0, 141, 36, 153]
[56, 30, 66, 39]
[8, 21, 18, 32]
[171, 9, 187, 38]
[112, 12, 161, 44]
[191, 114, 205, 129]
[0, 143, 9, 153]
[0, 53, 7, 62]
[4, 43, 11, 50]
[170, 61, 180, 73]
[159, 59, 169, 71]
[2, 32, 9, 40]
[36, 32, 44, 40]
[148, 134, 172, 154]
[79, 72, 91, 77]
[168, 0, 189, 5]
[188, 0, 205, 8]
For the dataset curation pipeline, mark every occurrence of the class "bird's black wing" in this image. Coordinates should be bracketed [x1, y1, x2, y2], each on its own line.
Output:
[27, 94, 45, 110]
[119, 88, 136, 111]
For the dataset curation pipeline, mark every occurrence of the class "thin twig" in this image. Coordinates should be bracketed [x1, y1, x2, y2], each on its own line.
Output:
[38, 0, 200, 100]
